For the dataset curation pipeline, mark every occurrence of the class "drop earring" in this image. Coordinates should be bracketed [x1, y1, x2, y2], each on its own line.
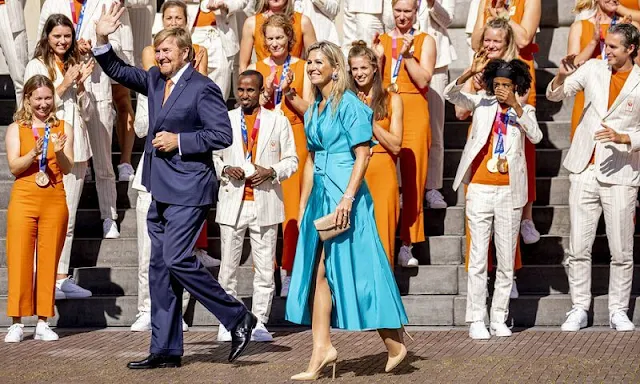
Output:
[331, 72, 338, 81]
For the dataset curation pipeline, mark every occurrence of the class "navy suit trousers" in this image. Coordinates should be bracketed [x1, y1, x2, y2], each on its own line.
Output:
[147, 200, 248, 356]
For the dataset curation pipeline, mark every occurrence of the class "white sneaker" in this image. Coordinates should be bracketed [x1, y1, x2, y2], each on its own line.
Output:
[4, 323, 24, 343]
[610, 311, 635, 332]
[426, 189, 447, 209]
[398, 245, 419, 268]
[280, 271, 291, 297]
[469, 321, 490, 340]
[251, 322, 273, 342]
[117, 163, 135, 182]
[34, 322, 59, 341]
[510, 280, 519, 299]
[561, 308, 588, 332]
[103, 219, 120, 239]
[490, 322, 512, 337]
[194, 248, 220, 268]
[182, 318, 189, 332]
[56, 277, 92, 299]
[130, 312, 151, 332]
[520, 219, 540, 244]
[217, 324, 232, 342]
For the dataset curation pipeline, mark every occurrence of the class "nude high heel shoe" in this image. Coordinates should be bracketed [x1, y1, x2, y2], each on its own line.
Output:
[291, 346, 338, 381]
[385, 327, 411, 373]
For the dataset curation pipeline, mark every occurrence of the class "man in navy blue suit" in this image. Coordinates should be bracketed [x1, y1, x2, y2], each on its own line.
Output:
[92, 4, 257, 369]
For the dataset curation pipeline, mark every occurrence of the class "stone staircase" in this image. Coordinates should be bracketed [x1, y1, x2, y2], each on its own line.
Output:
[1, 0, 640, 328]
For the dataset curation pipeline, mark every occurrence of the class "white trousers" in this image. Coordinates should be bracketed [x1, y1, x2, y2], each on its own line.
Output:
[0, 5, 28, 104]
[191, 27, 233, 101]
[218, 201, 277, 324]
[128, 5, 155, 68]
[342, 10, 384, 54]
[136, 191, 190, 313]
[567, 165, 637, 313]
[426, 67, 448, 190]
[58, 161, 88, 275]
[87, 100, 118, 220]
[465, 183, 522, 323]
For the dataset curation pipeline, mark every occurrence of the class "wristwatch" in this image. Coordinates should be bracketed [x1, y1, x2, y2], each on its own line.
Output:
[269, 167, 277, 180]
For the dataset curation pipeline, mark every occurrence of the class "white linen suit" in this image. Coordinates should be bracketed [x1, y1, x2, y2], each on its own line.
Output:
[0, 0, 28, 104]
[188, 0, 248, 100]
[24, 59, 93, 275]
[213, 107, 298, 324]
[39, 0, 131, 222]
[342, 0, 393, 53]
[294, 0, 340, 45]
[445, 79, 542, 323]
[415, 0, 456, 191]
[546, 59, 640, 315]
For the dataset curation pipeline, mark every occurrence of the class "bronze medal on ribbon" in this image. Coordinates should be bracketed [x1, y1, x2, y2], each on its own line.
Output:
[486, 158, 498, 173]
[497, 158, 509, 174]
[35, 170, 50, 187]
[387, 83, 399, 93]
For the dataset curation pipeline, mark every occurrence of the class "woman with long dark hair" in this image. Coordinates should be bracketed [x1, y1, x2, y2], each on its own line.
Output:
[24, 13, 94, 301]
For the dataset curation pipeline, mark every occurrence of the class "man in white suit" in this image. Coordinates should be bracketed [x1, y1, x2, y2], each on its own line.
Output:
[415, 0, 456, 209]
[188, 0, 248, 100]
[214, 70, 297, 342]
[547, 23, 640, 333]
[0, 0, 28, 104]
[342, 0, 392, 52]
[445, 55, 542, 340]
[38, 0, 132, 239]
[293, 0, 340, 45]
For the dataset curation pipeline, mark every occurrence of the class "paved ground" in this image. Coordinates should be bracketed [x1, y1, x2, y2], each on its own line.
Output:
[1, 327, 639, 383]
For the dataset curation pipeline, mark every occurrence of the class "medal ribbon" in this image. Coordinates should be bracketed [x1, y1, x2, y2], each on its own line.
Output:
[493, 111, 507, 158]
[72, 0, 88, 36]
[391, 29, 414, 86]
[270, 55, 291, 110]
[240, 110, 261, 162]
[31, 124, 51, 173]
[601, 15, 617, 61]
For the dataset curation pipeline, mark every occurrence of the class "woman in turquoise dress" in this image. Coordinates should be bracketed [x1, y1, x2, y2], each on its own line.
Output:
[285, 41, 409, 381]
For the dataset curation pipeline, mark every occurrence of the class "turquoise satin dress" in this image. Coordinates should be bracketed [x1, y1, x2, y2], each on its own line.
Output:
[285, 91, 408, 331]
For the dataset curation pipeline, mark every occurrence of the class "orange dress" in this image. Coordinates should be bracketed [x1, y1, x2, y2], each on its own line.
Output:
[254, 12, 304, 62]
[365, 100, 400, 265]
[620, 0, 640, 10]
[381, 32, 431, 245]
[7, 122, 69, 318]
[483, 0, 536, 203]
[570, 20, 610, 140]
[256, 58, 307, 273]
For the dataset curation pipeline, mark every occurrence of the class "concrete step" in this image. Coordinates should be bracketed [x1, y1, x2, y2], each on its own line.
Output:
[453, 295, 640, 327]
[457, 265, 640, 296]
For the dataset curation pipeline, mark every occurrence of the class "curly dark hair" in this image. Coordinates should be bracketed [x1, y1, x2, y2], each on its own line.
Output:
[483, 59, 531, 97]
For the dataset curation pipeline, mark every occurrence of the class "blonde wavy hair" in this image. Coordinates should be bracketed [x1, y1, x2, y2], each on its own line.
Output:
[14, 75, 59, 126]
[307, 41, 349, 114]
[482, 18, 519, 61]
[256, 0, 295, 19]
[573, 0, 596, 14]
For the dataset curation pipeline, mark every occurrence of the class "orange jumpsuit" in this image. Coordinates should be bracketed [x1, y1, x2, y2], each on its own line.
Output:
[365, 101, 400, 265]
[570, 20, 611, 140]
[7, 122, 69, 318]
[381, 32, 431, 245]
[256, 58, 307, 273]
[254, 12, 304, 62]
[620, 0, 640, 10]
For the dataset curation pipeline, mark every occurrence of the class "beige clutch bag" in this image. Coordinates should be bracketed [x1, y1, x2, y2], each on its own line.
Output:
[313, 212, 351, 241]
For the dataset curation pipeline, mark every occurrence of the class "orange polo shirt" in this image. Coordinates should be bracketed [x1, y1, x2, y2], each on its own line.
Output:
[243, 109, 259, 201]
[591, 69, 632, 163]
[194, 9, 216, 27]
[470, 107, 510, 186]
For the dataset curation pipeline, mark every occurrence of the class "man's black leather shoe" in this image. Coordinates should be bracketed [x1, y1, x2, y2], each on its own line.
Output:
[127, 353, 182, 369]
[228, 312, 258, 362]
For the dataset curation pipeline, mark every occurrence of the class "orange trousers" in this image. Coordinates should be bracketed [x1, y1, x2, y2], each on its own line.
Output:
[365, 151, 400, 265]
[280, 122, 308, 273]
[399, 92, 431, 244]
[7, 181, 68, 318]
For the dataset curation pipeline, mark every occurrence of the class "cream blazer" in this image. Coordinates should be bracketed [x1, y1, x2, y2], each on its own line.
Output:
[213, 107, 298, 227]
[547, 59, 640, 186]
[445, 79, 543, 208]
[415, 0, 456, 69]
[4, 0, 26, 33]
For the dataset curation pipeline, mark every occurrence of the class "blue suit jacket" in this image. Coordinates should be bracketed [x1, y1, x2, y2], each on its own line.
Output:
[94, 47, 233, 206]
